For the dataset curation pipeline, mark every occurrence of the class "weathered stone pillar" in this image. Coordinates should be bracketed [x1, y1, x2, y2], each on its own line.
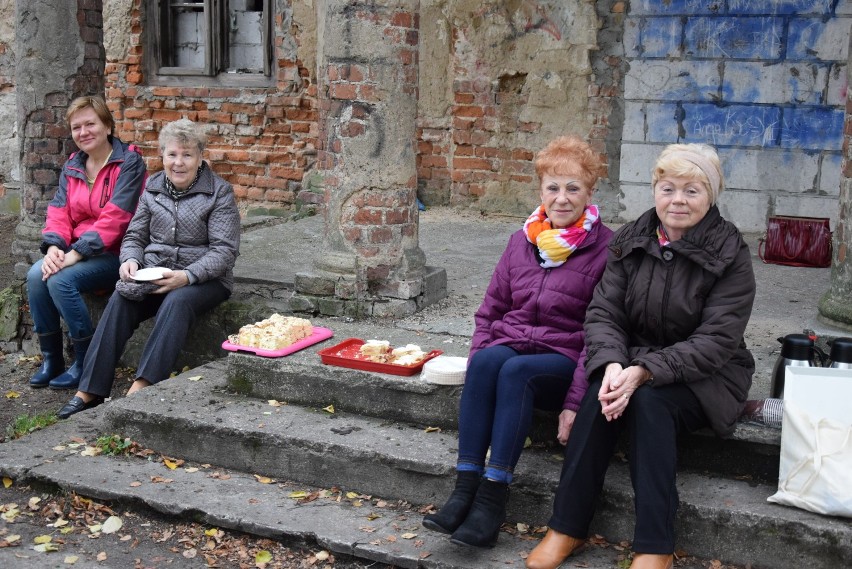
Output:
[12, 0, 105, 277]
[292, 0, 446, 319]
[818, 42, 852, 329]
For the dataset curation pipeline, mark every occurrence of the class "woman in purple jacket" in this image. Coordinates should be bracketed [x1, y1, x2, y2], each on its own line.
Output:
[422, 136, 612, 547]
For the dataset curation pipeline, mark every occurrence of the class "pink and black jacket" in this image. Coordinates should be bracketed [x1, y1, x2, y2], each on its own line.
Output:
[41, 136, 146, 258]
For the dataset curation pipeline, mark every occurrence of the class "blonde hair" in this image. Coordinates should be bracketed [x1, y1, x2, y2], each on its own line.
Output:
[652, 143, 724, 204]
[534, 135, 604, 189]
[66, 95, 115, 134]
[158, 118, 207, 153]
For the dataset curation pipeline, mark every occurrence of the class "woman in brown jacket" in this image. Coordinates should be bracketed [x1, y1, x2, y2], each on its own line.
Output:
[526, 143, 756, 569]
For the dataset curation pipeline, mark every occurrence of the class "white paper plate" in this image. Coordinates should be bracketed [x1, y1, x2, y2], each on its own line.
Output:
[422, 356, 467, 385]
[132, 267, 169, 281]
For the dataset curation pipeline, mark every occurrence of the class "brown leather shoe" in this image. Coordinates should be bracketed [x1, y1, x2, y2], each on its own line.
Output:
[525, 529, 585, 569]
[629, 553, 674, 569]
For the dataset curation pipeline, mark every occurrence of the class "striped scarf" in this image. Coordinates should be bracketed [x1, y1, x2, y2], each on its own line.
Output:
[523, 204, 600, 268]
[164, 162, 205, 200]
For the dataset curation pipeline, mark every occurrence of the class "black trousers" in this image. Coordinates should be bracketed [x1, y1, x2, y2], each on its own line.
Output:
[78, 280, 230, 398]
[547, 379, 708, 553]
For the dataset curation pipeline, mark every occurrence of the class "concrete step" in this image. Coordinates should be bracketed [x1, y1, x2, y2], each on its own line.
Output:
[93, 362, 852, 569]
[226, 349, 782, 483]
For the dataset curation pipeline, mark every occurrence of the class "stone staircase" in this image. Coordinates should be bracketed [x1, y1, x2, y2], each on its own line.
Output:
[88, 345, 852, 569]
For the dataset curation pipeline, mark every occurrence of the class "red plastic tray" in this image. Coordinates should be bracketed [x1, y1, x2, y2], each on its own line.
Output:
[317, 338, 442, 376]
[222, 326, 334, 358]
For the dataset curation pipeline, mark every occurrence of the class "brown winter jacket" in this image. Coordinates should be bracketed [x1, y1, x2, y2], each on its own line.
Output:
[584, 205, 756, 437]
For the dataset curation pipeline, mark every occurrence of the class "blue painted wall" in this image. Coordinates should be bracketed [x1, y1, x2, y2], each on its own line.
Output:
[619, 0, 851, 229]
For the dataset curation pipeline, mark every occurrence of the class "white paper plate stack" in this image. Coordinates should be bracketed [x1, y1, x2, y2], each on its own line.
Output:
[422, 355, 468, 385]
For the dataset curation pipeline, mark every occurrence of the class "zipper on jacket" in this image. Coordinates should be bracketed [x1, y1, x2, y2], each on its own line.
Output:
[532, 267, 551, 352]
[659, 251, 676, 341]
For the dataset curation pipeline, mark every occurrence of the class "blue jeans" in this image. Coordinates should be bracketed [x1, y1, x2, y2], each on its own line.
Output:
[26, 254, 121, 339]
[457, 345, 577, 484]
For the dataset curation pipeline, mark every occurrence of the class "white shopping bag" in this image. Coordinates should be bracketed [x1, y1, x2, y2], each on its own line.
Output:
[767, 367, 852, 517]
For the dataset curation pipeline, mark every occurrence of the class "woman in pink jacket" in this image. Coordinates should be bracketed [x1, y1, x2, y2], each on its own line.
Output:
[27, 95, 146, 390]
[422, 136, 612, 548]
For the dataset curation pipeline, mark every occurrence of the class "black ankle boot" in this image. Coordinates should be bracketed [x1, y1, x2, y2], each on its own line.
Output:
[30, 332, 65, 388]
[422, 471, 481, 534]
[449, 479, 509, 548]
[49, 336, 92, 390]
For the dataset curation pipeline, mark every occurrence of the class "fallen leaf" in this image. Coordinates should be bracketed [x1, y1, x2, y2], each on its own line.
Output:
[255, 550, 272, 563]
[5, 390, 20, 399]
[424, 426, 440, 433]
[288, 491, 307, 499]
[80, 446, 101, 457]
[401, 532, 417, 539]
[315, 550, 330, 561]
[366, 513, 381, 521]
[419, 551, 432, 559]
[33, 543, 59, 552]
[254, 475, 275, 484]
[88, 524, 102, 534]
[28, 497, 41, 510]
[163, 459, 179, 470]
[97, 552, 107, 561]
[204, 528, 218, 537]
[322, 404, 335, 414]
[101, 516, 123, 534]
[516, 522, 529, 533]
[64, 555, 79, 564]
[60, 527, 74, 535]
[119, 535, 132, 542]
[129, 482, 142, 488]
[187, 375, 202, 381]
[267, 400, 284, 407]
[184, 467, 199, 473]
[33, 535, 52, 545]
[150, 476, 174, 484]
[183, 548, 197, 559]
[53, 518, 69, 528]
[346, 492, 359, 499]
[1, 478, 11, 489]
[4, 534, 21, 544]
[386, 535, 397, 543]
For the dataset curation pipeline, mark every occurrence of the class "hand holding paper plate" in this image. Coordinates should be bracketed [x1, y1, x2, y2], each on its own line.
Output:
[131, 267, 170, 281]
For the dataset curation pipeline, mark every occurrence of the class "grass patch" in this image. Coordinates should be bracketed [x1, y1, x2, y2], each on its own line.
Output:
[6, 412, 58, 439]
[94, 434, 135, 456]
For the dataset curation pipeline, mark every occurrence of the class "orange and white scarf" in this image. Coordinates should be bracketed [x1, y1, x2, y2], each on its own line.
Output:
[523, 204, 600, 268]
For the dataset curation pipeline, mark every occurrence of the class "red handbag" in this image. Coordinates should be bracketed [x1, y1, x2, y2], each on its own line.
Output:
[758, 215, 832, 268]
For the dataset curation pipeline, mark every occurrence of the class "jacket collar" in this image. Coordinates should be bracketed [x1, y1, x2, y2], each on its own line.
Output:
[610, 206, 743, 276]
[147, 163, 215, 197]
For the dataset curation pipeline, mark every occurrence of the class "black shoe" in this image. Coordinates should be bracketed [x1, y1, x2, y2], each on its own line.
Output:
[449, 479, 509, 548]
[49, 336, 92, 390]
[57, 396, 104, 419]
[30, 332, 65, 388]
[422, 470, 481, 534]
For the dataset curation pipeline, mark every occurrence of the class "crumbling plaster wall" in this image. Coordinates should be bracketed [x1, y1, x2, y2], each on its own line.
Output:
[417, 0, 607, 218]
[0, 1, 18, 210]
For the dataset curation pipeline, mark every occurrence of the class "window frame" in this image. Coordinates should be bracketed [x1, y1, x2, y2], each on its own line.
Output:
[146, 0, 274, 87]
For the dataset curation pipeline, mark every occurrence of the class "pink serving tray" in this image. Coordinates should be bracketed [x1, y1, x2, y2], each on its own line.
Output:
[221, 326, 334, 358]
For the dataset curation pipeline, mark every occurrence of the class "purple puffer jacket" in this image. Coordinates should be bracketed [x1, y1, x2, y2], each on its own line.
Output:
[470, 219, 612, 411]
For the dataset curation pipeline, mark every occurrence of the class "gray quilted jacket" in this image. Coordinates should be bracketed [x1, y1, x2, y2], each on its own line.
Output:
[120, 166, 240, 291]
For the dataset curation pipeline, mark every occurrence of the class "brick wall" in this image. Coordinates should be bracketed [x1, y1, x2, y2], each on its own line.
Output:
[619, 0, 852, 230]
[105, 0, 318, 215]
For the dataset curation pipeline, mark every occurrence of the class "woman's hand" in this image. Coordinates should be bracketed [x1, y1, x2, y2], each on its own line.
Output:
[557, 409, 577, 446]
[41, 246, 82, 280]
[119, 260, 139, 282]
[598, 363, 650, 421]
[152, 270, 190, 294]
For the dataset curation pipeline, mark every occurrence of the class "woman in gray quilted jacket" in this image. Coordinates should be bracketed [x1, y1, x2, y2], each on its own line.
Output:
[57, 118, 240, 419]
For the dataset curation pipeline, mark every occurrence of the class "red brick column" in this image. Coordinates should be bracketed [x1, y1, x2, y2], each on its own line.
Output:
[293, 0, 446, 318]
[12, 0, 106, 275]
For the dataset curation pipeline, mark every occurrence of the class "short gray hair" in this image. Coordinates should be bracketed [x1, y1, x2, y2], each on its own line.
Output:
[158, 118, 207, 153]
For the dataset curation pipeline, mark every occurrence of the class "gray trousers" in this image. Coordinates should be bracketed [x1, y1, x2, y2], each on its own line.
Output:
[78, 280, 230, 397]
